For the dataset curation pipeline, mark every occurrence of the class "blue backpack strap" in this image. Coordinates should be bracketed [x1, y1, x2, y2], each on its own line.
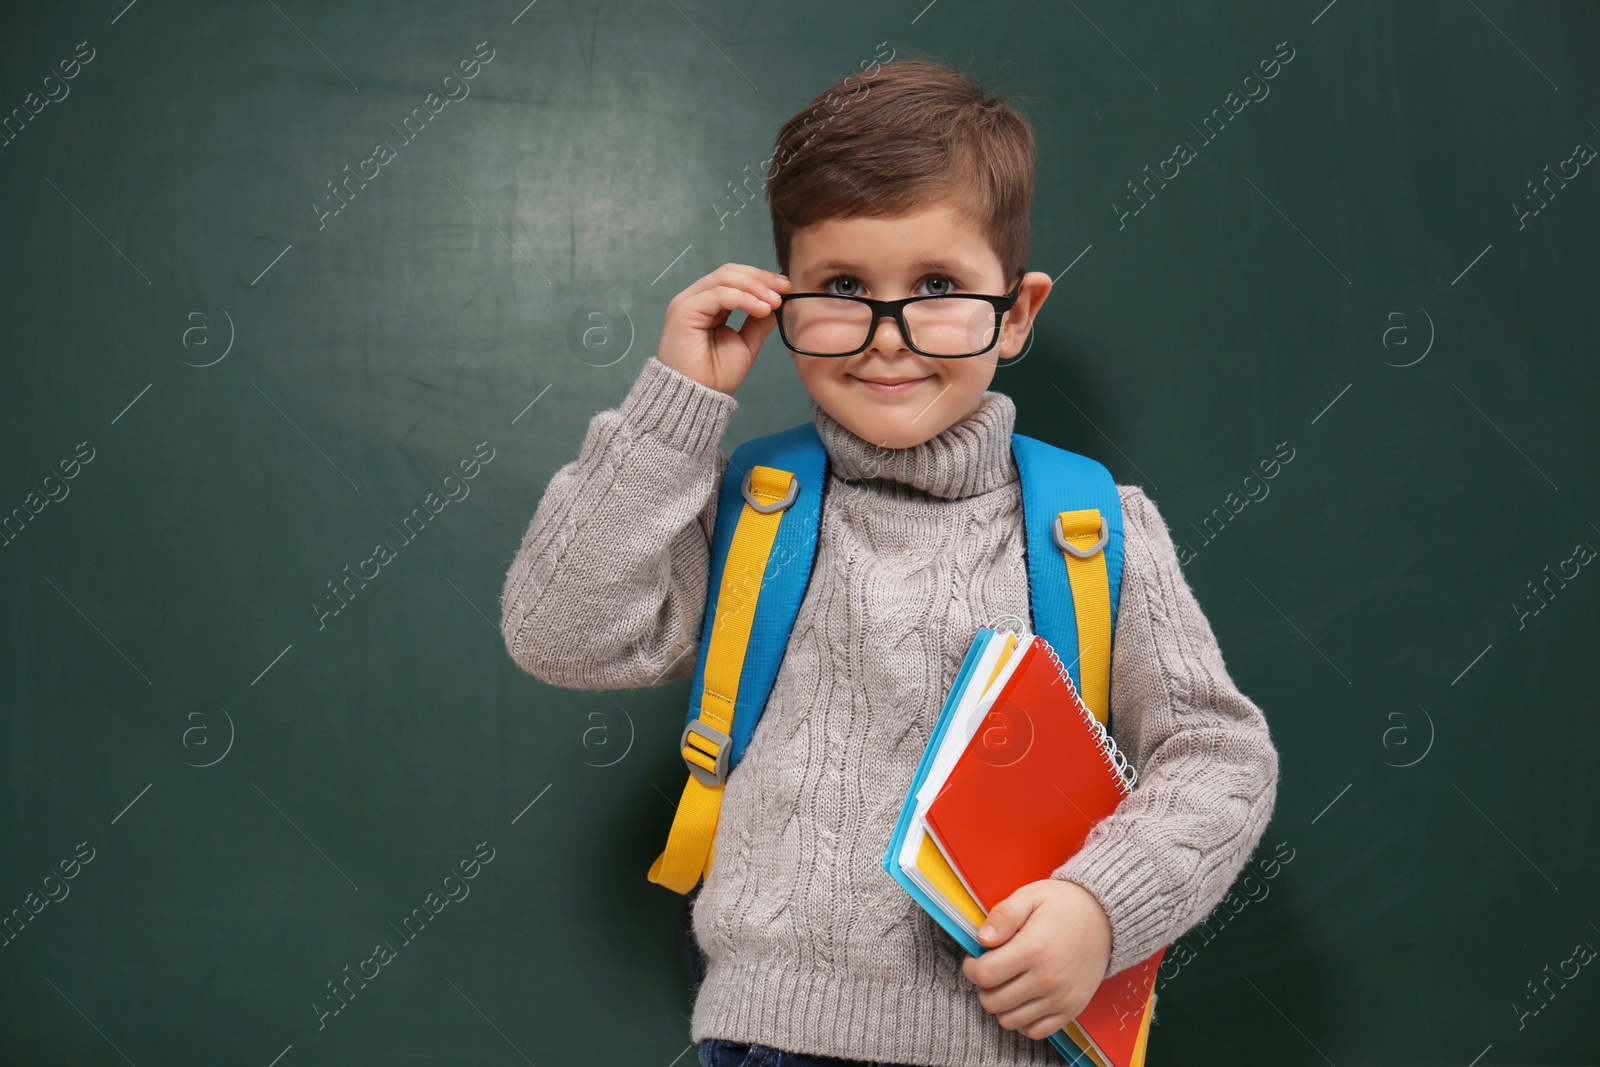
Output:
[1011, 433, 1124, 723]
[683, 423, 827, 772]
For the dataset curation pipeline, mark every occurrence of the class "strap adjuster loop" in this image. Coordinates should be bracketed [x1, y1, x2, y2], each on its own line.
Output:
[741, 469, 798, 513]
[1055, 514, 1109, 558]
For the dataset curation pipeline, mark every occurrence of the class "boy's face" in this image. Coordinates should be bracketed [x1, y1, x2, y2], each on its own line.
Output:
[783, 197, 1053, 451]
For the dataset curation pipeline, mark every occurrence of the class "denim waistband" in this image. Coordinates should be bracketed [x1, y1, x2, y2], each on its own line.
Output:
[698, 1037, 921, 1067]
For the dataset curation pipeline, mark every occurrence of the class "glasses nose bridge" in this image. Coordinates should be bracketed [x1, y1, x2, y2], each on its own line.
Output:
[863, 297, 911, 349]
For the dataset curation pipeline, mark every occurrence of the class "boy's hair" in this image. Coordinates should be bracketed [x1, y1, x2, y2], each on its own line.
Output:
[766, 54, 1036, 286]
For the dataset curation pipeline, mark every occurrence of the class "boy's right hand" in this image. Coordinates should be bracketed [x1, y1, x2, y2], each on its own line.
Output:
[656, 263, 792, 395]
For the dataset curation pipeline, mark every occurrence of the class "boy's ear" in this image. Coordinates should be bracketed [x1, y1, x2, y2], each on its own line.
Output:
[1001, 271, 1053, 358]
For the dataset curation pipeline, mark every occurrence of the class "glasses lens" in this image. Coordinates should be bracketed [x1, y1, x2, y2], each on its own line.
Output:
[904, 297, 1001, 357]
[782, 296, 1000, 357]
[783, 297, 874, 356]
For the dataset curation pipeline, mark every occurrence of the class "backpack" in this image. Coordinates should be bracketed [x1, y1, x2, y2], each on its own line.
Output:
[648, 421, 1125, 895]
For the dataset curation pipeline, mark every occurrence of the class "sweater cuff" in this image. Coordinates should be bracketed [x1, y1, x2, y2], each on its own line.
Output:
[1052, 827, 1171, 979]
[617, 357, 738, 455]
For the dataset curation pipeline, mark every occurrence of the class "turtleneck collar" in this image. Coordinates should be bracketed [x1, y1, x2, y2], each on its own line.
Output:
[808, 391, 1019, 501]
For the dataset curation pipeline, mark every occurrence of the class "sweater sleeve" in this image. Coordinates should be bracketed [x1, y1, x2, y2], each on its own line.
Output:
[1051, 484, 1280, 979]
[498, 357, 738, 690]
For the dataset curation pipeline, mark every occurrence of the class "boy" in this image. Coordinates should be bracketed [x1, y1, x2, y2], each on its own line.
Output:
[500, 57, 1279, 1067]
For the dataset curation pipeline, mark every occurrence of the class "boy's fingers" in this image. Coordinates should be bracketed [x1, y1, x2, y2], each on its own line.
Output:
[658, 266, 787, 388]
[676, 264, 788, 306]
[685, 284, 775, 324]
[714, 267, 785, 307]
[736, 299, 782, 350]
[708, 262, 789, 291]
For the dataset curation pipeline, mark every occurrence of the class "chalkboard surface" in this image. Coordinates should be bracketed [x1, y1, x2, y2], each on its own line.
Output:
[2, 2, 1596, 1064]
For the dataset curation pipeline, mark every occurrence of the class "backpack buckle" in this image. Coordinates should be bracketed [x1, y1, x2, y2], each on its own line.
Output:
[1054, 514, 1109, 558]
[681, 719, 732, 788]
[741, 468, 798, 513]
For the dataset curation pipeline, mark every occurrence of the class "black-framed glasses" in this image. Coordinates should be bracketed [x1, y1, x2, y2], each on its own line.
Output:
[774, 277, 1024, 358]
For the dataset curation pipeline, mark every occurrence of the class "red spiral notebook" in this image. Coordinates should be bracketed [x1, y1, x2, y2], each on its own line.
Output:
[924, 633, 1163, 1067]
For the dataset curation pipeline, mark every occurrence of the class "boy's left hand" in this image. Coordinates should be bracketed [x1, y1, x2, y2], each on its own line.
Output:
[961, 878, 1112, 1040]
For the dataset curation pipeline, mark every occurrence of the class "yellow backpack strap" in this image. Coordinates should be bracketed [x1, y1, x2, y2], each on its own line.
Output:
[1011, 434, 1123, 730]
[1054, 508, 1112, 725]
[647, 465, 798, 895]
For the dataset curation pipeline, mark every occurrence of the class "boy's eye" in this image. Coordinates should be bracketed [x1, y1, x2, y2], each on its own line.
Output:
[823, 273, 959, 298]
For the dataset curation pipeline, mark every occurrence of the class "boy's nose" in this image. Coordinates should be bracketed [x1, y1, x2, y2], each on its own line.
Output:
[865, 313, 909, 353]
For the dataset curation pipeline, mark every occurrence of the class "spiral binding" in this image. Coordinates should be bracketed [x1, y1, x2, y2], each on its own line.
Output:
[1036, 636, 1139, 792]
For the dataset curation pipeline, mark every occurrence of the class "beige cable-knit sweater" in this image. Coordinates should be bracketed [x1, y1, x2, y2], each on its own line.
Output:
[499, 357, 1279, 1066]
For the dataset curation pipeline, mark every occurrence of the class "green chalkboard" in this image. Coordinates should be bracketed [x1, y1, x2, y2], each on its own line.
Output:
[2, 1, 1596, 1064]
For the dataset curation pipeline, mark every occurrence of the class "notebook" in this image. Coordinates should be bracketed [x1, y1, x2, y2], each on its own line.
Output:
[882, 627, 1163, 1067]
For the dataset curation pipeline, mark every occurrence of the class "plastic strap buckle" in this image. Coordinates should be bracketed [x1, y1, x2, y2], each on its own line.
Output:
[1054, 514, 1109, 558]
[740, 469, 799, 513]
[681, 719, 732, 788]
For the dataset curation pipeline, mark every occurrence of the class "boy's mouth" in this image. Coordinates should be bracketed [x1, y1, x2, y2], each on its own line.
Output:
[850, 374, 934, 394]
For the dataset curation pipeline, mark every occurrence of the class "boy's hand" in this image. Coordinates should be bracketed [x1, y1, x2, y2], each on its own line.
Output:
[961, 878, 1113, 1041]
[657, 263, 792, 395]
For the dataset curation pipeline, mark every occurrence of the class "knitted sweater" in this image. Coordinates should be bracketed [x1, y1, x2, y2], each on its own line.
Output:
[499, 356, 1280, 1067]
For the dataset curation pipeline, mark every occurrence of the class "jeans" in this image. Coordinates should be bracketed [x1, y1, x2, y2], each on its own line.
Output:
[697, 1037, 921, 1067]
